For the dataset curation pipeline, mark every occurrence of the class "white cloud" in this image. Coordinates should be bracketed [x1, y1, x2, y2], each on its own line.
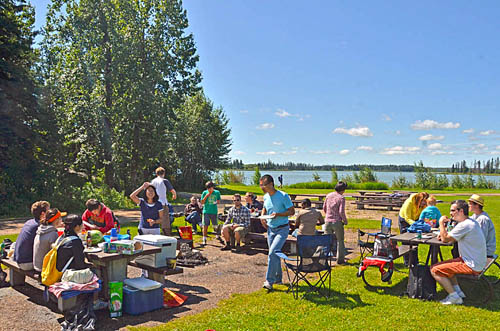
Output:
[339, 149, 350, 155]
[411, 120, 460, 130]
[497, 145, 500, 150]
[310, 150, 331, 155]
[431, 151, 454, 155]
[462, 128, 474, 134]
[419, 134, 444, 141]
[292, 146, 299, 150]
[479, 130, 496, 136]
[282, 151, 297, 155]
[395, 130, 401, 136]
[233, 151, 246, 156]
[256, 151, 277, 155]
[382, 114, 391, 121]
[428, 143, 443, 150]
[275, 108, 291, 118]
[356, 146, 373, 151]
[272, 141, 283, 146]
[240, 109, 249, 114]
[256, 123, 275, 130]
[380, 146, 421, 155]
[333, 126, 373, 137]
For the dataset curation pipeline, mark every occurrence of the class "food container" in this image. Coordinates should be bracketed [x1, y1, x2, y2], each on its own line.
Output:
[111, 240, 143, 255]
[134, 235, 177, 267]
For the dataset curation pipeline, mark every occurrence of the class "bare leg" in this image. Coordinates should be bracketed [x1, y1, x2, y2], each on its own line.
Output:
[431, 270, 454, 294]
[222, 226, 230, 243]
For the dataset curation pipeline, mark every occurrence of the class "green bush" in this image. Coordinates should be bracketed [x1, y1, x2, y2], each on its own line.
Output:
[391, 173, 411, 189]
[288, 181, 388, 190]
[252, 166, 261, 185]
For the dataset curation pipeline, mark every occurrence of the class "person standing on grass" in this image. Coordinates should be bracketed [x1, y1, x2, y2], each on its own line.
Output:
[431, 200, 486, 305]
[323, 181, 348, 264]
[468, 194, 496, 259]
[150, 167, 177, 236]
[200, 181, 222, 245]
[14, 201, 50, 271]
[130, 182, 164, 235]
[260, 174, 294, 290]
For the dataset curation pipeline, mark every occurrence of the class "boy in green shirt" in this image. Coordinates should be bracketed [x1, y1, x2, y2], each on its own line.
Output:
[201, 181, 221, 245]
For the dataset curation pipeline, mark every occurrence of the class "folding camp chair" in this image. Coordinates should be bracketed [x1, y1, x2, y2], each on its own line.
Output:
[276, 235, 333, 299]
[357, 217, 392, 260]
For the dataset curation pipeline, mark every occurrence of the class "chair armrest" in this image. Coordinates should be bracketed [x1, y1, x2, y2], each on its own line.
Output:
[276, 252, 297, 262]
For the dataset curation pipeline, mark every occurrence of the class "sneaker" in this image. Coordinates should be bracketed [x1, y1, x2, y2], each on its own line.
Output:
[93, 299, 109, 311]
[263, 281, 273, 290]
[274, 280, 283, 285]
[440, 293, 463, 305]
[221, 244, 231, 251]
[216, 236, 224, 244]
[456, 289, 466, 298]
[202, 237, 207, 245]
[232, 244, 242, 253]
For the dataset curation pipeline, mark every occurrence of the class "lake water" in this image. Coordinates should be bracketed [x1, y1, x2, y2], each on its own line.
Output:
[231, 170, 500, 186]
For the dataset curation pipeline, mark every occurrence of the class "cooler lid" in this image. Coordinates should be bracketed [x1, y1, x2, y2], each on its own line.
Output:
[134, 234, 177, 245]
[124, 277, 162, 291]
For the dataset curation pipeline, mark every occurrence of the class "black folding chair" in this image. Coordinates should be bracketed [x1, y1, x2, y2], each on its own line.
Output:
[357, 217, 392, 260]
[277, 235, 333, 299]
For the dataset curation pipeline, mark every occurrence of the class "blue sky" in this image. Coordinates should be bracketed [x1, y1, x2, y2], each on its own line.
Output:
[31, 1, 500, 167]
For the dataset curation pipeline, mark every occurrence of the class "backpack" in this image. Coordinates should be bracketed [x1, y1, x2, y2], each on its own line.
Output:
[41, 236, 78, 286]
[406, 264, 436, 300]
[407, 220, 431, 233]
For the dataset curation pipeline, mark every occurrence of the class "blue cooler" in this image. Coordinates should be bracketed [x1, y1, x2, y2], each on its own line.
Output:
[123, 278, 164, 315]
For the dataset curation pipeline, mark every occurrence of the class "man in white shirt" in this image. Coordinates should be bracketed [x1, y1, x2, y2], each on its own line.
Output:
[468, 194, 496, 258]
[431, 200, 486, 305]
[151, 167, 177, 235]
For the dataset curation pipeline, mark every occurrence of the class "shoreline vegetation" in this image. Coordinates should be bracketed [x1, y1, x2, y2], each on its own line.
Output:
[216, 162, 500, 191]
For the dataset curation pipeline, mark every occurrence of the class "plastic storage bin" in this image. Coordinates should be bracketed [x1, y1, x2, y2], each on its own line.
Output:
[123, 285, 164, 315]
[103, 234, 130, 243]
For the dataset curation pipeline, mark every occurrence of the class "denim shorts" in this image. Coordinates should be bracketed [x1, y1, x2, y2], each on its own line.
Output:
[202, 213, 218, 226]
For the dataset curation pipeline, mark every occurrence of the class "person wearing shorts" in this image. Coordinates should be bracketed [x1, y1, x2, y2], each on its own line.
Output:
[430, 199, 486, 305]
[201, 181, 221, 245]
[221, 194, 251, 252]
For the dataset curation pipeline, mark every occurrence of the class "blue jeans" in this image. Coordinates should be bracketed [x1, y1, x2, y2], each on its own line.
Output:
[266, 225, 289, 285]
[186, 211, 202, 231]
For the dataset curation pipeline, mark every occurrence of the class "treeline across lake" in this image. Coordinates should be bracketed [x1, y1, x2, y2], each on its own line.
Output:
[1, 1, 230, 217]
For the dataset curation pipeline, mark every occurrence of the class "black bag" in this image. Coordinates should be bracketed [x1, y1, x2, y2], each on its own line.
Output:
[406, 264, 436, 300]
[61, 294, 96, 331]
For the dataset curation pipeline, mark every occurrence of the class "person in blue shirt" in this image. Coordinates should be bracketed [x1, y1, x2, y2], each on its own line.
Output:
[259, 174, 294, 290]
[129, 182, 164, 235]
[419, 195, 442, 228]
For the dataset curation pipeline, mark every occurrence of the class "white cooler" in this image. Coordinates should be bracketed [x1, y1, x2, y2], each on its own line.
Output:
[134, 235, 177, 267]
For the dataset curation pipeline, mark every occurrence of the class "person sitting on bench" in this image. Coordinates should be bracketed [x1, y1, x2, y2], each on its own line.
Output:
[244, 192, 263, 213]
[468, 194, 496, 260]
[33, 208, 65, 272]
[221, 194, 251, 252]
[184, 196, 203, 234]
[82, 199, 115, 234]
[293, 199, 324, 236]
[14, 201, 50, 271]
[431, 200, 486, 305]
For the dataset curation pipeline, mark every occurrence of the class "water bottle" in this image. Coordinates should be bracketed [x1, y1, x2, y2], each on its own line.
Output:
[110, 227, 118, 242]
[417, 230, 422, 239]
[126, 229, 131, 239]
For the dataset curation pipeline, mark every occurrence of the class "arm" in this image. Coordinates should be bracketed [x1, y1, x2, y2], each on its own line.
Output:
[201, 191, 211, 204]
[261, 207, 268, 229]
[81, 210, 97, 230]
[99, 210, 114, 234]
[170, 189, 177, 200]
[295, 214, 301, 228]
[272, 206, 295, 218]
[438, 216, 456, 243]
[225, 209, 233, 225]
[130, 182, 149, 205]
[340, 197, 347, 225]
[317, 212, 325, 225]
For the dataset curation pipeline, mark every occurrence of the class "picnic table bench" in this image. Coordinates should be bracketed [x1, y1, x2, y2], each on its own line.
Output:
[245, 232, 298, 254]
[127, 260, 183, 284]
[291, 200, 324, 209]
[288, 193, 328, 201]
[0, 258, 81, 312]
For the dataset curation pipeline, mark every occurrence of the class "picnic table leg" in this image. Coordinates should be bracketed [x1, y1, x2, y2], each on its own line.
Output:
[9, 268, 25, 286]
[147, 271, 165, 285]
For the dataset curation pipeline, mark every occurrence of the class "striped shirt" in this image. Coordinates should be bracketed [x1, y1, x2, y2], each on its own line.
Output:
[225, 205, 251, 229]
[323, 191, 347, 224]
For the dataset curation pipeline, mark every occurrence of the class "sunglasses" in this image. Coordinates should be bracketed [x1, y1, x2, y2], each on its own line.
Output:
[450, 208, 459, 212]
[233, 199, 241, 201]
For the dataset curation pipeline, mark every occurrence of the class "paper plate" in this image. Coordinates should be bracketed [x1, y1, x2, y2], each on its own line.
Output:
[84, 247, 102, 253]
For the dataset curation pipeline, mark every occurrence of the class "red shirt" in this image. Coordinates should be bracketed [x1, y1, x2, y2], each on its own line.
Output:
[82, 204, 114, 234]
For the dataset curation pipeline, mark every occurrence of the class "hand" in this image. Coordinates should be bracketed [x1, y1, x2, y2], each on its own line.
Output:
[172, 191, 177, 200]
[343, 219, 348, 226]
[147, 218, 155, 225]
[142, 182, 150, 189]
[260, 219, 268, 229]
[439, 216, 448, 227]
[269, 212, 277, 218]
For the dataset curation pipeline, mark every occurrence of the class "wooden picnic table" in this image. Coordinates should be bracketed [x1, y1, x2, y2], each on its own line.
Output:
[85, 243, 161, 299]
[288, 193, 328, 201]
[351, 191, 409, 211]
[390, 231, 452, 266]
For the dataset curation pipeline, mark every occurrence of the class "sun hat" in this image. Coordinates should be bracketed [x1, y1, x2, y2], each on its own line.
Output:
[468, 194, 484, 207]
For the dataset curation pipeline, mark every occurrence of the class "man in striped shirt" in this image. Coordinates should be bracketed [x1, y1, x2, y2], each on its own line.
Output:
[221, 193, 251, 252]
[323, 181, 348, 264]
